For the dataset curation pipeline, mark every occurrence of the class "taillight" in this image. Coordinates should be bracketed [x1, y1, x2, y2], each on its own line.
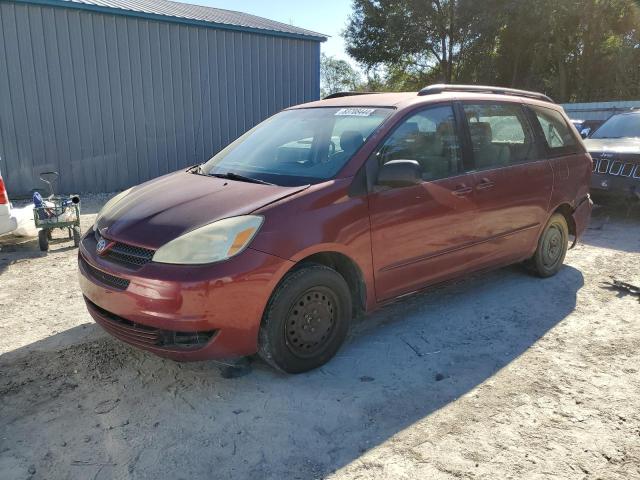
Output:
[0, 176, 8, 204]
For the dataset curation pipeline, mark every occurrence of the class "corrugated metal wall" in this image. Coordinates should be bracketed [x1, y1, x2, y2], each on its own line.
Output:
[0, 1, 321, 194]
[561, 101, 640, 121]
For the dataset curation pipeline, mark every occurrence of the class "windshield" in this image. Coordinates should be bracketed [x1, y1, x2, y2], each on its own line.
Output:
[591, 113, 640, 139]
[201, 107, 393, 186]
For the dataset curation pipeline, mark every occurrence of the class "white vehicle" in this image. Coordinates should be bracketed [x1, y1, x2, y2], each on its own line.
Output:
[0, 171, 18, 236]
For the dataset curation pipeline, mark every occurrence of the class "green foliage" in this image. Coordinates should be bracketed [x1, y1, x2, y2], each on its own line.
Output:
[320, 53, 362, 97]
[345, 0, 640, 102]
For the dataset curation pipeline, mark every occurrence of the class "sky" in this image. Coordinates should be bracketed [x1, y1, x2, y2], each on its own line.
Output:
[194, 0, 354, 63]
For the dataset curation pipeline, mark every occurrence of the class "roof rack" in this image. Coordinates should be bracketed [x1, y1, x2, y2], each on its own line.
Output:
[418, 84, 554, 103]
[323, 91, 381, 100]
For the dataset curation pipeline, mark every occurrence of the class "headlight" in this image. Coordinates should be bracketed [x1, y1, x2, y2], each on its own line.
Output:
[152, 215, 264, 265]
[95, 188, 133, 226]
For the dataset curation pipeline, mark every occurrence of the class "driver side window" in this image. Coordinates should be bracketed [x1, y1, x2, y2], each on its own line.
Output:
[377, 106, 462, 181]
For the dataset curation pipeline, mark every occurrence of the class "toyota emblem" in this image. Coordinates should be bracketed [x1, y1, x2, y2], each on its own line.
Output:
[96, 238, 108, 255]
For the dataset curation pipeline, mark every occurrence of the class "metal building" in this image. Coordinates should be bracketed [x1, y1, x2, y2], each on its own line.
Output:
[0, 0, 326, 194]
[561, 100, 640, 121]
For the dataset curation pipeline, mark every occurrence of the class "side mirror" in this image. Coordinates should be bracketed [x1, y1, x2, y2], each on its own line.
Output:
[377, 160, 422, 188]
[580, 128, 591, 139]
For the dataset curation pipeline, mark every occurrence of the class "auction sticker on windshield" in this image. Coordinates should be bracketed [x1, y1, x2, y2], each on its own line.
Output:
[335, 108, 377, 116]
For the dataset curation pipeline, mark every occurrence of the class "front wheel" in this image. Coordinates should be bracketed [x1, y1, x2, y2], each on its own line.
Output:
[528, 213, 569, 278]
[258, 265, 352, 373]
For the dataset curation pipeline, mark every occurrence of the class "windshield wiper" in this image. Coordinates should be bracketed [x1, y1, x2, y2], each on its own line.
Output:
[210, 172, 274, 186]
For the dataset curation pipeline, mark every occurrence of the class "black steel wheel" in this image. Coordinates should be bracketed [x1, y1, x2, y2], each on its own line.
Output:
[285, 286, 338, 358]
[258, 264, 351, 373]
[528, 213, 569, 278]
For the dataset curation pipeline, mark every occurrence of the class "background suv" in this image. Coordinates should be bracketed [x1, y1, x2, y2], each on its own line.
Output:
[584, 111, 640, 200]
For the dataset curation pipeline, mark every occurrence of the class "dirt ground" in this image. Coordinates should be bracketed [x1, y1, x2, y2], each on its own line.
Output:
[0, 196, 639, 480]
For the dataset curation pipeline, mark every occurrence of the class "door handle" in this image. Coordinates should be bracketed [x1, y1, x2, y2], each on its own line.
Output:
[476, 178, 495, 190]
[452, 185, 473, 197]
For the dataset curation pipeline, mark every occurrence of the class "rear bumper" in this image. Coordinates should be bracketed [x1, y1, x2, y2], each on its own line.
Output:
[0, 206, 17, 236]
[572, 194, 592, 245]
[78, 229, 294, 361]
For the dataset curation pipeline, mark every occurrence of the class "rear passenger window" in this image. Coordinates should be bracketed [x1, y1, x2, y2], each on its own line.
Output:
[531, 106, 577, 151]
[463, 103, 536, 169]
[377, 106, 462, 181]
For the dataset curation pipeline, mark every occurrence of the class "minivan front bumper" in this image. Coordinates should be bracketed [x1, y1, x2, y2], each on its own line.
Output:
[78, 229, 293, 361]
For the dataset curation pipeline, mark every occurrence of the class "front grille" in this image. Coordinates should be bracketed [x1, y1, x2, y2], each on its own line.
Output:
[88, 299, 161, 348]
[93, 229, 154, 269]
[621, 163, 635, 176]
[592, 155, 639, 179]
[104, 242, 154, 268]
[85, 298, 216, 350]
[597, 159, 610, 174]
[609, 160, 623, 175]
[80, 256, 130, 291]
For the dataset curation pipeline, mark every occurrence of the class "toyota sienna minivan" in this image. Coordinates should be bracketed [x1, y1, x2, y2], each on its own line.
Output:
[79, 84, 592, 373]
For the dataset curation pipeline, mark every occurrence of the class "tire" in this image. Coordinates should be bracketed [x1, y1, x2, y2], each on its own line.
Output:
[528, 213, 569, 278]
[72, 226, 81, 247]
[258, 264, 352, 374]
[38, 229, 50, 251]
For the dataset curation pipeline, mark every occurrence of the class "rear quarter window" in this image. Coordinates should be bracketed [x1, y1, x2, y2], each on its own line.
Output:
[530, 106, 579, 156]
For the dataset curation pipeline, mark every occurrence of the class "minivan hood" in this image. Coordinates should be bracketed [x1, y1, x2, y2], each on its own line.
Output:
[96, 171, 307, 249]
[584, 137, 640, 154]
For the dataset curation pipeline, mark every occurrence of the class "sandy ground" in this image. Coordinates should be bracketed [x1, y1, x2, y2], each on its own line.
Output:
[0, 196, 639, 480]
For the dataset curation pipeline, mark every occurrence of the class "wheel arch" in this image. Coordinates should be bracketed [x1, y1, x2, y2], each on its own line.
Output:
[286, 251, 367, 320]
[551, 203, 576, 237]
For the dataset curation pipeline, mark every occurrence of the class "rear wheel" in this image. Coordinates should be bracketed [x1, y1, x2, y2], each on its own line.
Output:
[528, 213, 569, 278]
[38, 229, 50, 251]
[258, 264, 352, 373]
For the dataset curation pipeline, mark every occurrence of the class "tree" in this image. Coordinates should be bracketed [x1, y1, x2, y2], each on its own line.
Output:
[344, 0, 486, 84]
[485, 0, 640, 101]
[320, 54, 362, 97]
[344, 0, 640, 102]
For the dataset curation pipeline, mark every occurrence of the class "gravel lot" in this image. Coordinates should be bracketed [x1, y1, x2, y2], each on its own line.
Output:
[1, 196, 639, 480]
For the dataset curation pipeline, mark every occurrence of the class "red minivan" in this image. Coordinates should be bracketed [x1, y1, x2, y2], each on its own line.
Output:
[79, 85, 592, 373]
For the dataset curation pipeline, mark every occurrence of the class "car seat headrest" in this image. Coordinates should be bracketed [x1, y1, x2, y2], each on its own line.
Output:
[340, 130, 365, 153]
[469, 122, 493, 145]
